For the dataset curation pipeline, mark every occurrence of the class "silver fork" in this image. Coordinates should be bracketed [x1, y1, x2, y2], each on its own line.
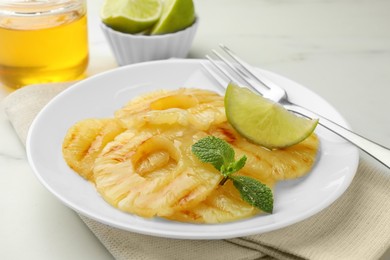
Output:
[203, 44, 390, 169]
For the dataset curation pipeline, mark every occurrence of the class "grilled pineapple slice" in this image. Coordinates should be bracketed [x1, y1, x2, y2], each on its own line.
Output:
[62, 118, 125, 181]
[209, 123, 319, 181]
[93, 128, 222, 218]
[167, 123, 318, 223]
[115, 88, 226, 130]
[115, 88, 222, 117]
[167, 179, 276, 223]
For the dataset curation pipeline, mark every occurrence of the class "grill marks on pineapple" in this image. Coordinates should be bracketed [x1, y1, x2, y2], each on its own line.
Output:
[208, 122, 319, 181]
[168, 183, 259, 223]
[93, 127, 222, 218]
[62, 118, 126, 181]
[116, 89, 226, 131]
[210, 123, 237, 144]
[63, 88, 319, 223]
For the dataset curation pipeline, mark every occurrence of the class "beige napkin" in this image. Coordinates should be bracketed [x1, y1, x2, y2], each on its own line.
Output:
[3, 83, 390, 260]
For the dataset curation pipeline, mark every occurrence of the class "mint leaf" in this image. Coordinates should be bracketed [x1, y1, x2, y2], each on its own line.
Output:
[221, 155, 247, 177]
[191, 136, 234, 171]
[233, 155, 247, 172]
[192, 136, 274, 213]
[230, 175, 273, 213]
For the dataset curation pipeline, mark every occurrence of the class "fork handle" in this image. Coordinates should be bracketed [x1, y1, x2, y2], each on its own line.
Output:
[285, 103, 390, 169]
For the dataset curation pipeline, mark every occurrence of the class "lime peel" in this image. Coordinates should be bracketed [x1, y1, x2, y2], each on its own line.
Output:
[150, 0, 196, 35]
[225, 82, 319, 149]
[101, 0, 162, 34]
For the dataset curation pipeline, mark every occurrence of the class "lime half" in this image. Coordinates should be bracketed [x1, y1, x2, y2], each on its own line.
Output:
[225, 82, 319, 149]
[101, 0, 162, 34]
[150, 0, 195, 35]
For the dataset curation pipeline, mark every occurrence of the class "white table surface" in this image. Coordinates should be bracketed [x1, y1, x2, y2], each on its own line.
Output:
[1, 0, 389, 259]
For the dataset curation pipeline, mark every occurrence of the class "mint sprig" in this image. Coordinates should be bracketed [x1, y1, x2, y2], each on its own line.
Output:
[192, 136, 273, 213]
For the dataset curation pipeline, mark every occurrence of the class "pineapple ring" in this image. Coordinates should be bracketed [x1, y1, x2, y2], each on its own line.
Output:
[115, 88, 226, 131]
[167, 123, 319, 223]
[93, 127, 222, 218]
[166, 181, 263, 223]
[62, 118, 125, 181]
[209, 123, 320, 181]
[115, 88, 222, 118]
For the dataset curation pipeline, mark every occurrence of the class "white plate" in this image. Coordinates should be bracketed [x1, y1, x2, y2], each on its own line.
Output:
[26, 59, 359, 239]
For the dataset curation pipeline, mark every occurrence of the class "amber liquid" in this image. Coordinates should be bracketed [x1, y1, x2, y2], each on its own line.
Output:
[0, 10, 88, 88]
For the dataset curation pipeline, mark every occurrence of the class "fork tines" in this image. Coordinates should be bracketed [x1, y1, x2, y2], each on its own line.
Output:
[202, 44, 269, 96]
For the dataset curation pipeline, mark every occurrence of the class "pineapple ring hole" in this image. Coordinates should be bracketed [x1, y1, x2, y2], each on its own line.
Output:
[150, 94, 199, 110]
[131, 135, 180, 176]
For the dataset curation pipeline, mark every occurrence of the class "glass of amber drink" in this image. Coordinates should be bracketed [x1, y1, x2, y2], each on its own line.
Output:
[0, 0, 88, 88]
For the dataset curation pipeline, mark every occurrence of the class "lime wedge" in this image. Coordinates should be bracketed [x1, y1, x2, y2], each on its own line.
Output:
[225, 82, 318, 149]
[101, 0, 162, 34]
[150, 0, 195, 35]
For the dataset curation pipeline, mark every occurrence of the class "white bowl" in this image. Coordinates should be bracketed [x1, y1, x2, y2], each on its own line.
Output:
[100, 18, 199, 66]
